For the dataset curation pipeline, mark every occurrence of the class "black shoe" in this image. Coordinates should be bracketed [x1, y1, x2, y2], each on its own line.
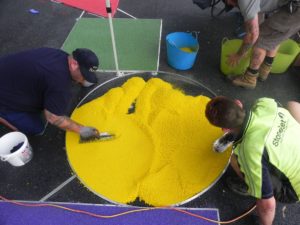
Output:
[226, 176, 249, 196]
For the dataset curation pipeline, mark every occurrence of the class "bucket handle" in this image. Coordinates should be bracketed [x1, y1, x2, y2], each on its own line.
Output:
[167, 39, 178, 48]
[0, 155, 10, 162]
[167, 31, 200, 49]
[189, 31, 200, 40]
[186, 31, 200, 51]
[222, 37, 229, 45]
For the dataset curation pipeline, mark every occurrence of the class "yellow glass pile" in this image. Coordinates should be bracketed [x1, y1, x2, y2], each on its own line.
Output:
[66, 77, 231, 206]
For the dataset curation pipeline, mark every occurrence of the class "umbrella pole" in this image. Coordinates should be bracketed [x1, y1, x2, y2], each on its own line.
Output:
[105, 0, 122, 76]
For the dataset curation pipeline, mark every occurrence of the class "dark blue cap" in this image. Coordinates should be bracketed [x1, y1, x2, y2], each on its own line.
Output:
[72, 48, 99, 84]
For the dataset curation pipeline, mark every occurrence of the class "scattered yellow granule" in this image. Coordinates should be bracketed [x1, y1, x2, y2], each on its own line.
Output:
[66, 77, 231, 206]
[180, 47, 196, 53]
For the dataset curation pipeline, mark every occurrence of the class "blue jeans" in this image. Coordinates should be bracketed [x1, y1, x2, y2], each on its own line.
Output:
[0, 111, 47, 135]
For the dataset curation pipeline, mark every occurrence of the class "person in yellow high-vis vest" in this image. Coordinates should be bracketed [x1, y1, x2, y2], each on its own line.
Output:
[205, 96, 300, 225]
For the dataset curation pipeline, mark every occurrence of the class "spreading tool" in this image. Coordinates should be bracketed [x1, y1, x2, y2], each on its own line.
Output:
[79, 132, 116, 144]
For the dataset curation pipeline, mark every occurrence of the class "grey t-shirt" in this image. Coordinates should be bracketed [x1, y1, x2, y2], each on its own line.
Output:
[238, 0, 289, 21]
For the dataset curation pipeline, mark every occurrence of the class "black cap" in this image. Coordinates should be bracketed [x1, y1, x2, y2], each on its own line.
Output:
[72, 48, 99, 84]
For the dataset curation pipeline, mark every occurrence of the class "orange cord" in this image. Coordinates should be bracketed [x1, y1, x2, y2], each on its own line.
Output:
[170, 205, 256, 224]
[0, 194, 256, 224]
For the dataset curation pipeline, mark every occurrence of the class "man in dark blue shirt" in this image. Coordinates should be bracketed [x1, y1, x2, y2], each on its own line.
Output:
[0, 47, 100, 140]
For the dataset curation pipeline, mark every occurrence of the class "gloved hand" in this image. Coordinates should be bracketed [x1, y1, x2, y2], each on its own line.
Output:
[213, 132, 235, 153]
[79, 126, 99, 140]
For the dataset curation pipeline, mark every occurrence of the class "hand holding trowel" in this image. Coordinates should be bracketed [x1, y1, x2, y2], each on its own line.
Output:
[79, 126, 115, 143]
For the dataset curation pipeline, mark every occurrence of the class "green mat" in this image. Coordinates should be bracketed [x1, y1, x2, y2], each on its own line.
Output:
[62, 18, 162, 72]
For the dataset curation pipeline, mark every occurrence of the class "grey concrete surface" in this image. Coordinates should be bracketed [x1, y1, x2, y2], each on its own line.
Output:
[0, 0, 299, 224]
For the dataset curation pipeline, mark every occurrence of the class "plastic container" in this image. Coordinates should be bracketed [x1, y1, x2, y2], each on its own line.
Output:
[166, 32, 199, 70]
[272, 39, 300, 73]
[220, 38, 251, 76]
[0, 132, 33, 166]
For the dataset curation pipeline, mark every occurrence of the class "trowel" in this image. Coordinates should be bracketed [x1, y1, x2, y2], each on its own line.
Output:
[79, 132, 116, 144]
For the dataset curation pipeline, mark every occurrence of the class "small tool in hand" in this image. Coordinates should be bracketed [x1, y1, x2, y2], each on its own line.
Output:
[79, 132, 116, 144]
[213, 132, 235, 153]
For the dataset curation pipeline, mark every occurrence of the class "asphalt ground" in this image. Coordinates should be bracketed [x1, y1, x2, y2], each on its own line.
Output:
[0, 0, 300, 224]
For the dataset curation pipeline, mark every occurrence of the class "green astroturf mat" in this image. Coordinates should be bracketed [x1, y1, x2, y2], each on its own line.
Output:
[62, 18, 162, 72]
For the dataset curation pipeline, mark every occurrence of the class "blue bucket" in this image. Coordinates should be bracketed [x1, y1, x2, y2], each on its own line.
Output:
[166, 32, 199, 70]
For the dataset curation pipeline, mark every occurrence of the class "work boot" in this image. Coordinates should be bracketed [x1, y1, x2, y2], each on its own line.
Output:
[258, 63, 272, 81]
[226, 176, 249, 196]
[232, 70, 258, 89]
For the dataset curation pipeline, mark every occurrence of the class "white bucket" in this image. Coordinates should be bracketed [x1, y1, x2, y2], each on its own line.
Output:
[0, 132, 33, 167]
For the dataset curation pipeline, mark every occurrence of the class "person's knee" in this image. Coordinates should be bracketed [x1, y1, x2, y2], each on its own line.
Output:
[286, 101, 300, 124]
[257, 197, 276, 213]
[1, 111, 47, 136]
[286, 101, 300, 110]
[7, 116, 47, 136]
[19, 124, 46, 136]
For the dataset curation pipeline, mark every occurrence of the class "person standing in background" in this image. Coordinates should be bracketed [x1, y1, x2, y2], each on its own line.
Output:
[225, 0, 300, 89]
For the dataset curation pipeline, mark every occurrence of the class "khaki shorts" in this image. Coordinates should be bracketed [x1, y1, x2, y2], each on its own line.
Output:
[256, 6, 300, 51]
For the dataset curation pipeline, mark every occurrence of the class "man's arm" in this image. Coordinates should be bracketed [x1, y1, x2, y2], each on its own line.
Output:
[227, 15, 259, 67]
[237, 15, 259, 57]
[44, 109, 83, 133]
[256, 197, 276, 225]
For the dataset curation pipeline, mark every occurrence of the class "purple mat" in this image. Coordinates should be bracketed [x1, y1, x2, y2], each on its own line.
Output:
[0, 201, 219, 225]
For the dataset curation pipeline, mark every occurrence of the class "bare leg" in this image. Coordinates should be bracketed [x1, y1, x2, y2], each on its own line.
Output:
[257, 45, 281, 81]
[256, 198, 276, 225]
[249, 46, 267, 69]
[232, 46, 268, 89]
[265, 45, 279, 58]
[287, 101, 300, 123]
[249, 44, 279, 69]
